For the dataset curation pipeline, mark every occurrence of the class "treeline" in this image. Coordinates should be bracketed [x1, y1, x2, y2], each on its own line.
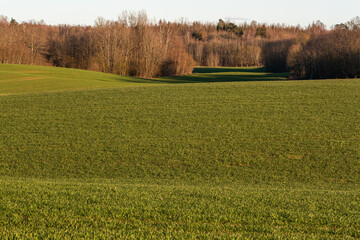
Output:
[0, 13, 305, 77]
[0, 12, 194, 78]
[262, 18, 360, 79]
[184, 18, 360, 79]
[288, 18, 360, 79]
[1, 13, 360, 79]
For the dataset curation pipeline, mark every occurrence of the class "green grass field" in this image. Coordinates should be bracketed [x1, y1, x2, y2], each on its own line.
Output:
[1, 64, 360, 238]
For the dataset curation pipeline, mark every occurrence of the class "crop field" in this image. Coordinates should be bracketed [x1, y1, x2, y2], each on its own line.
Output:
[1, 64, 360, 238]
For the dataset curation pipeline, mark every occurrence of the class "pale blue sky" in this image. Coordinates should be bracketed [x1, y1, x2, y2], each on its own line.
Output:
[2, 0, 359, 27]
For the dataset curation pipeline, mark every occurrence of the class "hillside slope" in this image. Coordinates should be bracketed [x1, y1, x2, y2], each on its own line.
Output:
[0, 64, 160, 94]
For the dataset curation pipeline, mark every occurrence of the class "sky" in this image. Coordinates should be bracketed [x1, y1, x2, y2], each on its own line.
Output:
[2, 0, 360, 27]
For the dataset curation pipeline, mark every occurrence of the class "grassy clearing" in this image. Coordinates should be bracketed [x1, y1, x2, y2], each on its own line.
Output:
[1, 64, 360, 238]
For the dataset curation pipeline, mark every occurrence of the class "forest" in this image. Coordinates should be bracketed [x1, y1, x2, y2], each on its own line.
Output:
[1, 12, 359, 79]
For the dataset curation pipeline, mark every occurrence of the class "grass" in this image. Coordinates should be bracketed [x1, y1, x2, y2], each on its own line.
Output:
[0, 64, 159, 95]
[1, 178, 359, 239]
[1, 64, 360, 238]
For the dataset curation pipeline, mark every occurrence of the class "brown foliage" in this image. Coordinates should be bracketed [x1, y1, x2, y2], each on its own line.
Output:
[262, 39, 295, 72]
[0, 18, 47, 65]
[288, 23, 360, 79]
[183, 20, 303, 68]
[0, 13, 195, 78]
[47, 25, 95, 69]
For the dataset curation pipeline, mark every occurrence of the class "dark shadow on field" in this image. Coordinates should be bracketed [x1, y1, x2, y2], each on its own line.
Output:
[157, 73, 289, 84]
[96, 76, 162, 84]
[100, 67, 290, 85]
[157, 67, 290, 84]
[192, 67, 269, 74]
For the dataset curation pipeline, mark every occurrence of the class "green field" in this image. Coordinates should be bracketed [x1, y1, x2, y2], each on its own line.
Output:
[1, 64, 360, 238]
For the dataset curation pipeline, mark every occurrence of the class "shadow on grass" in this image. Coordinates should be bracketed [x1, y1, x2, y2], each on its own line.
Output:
[96, 76, 161, 84]
[192, 67, 269, 74]
[99, 67, 290, 85]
